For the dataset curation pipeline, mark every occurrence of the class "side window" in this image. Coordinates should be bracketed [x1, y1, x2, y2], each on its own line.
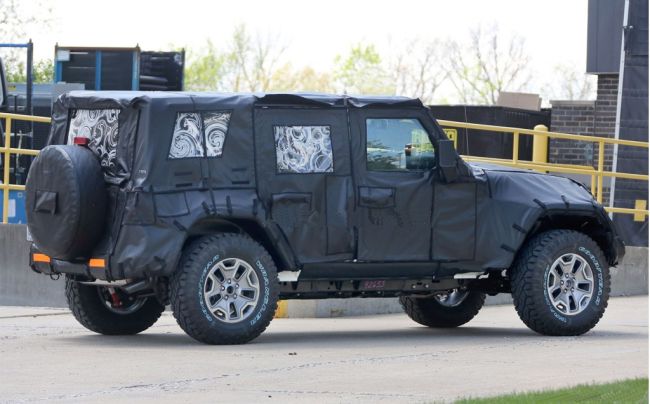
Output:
[169, 112, 204, 158]
[366, 118, 435, 171]
[169, 111, 231, 159]
[68, 109, 120, 169]
[203, 112, 230, 157]
[274, 125, 334, 173]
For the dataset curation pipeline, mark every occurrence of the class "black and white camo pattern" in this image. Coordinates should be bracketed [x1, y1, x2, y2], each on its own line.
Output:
[67, 109, 120, 169]
[169, 113, 204, 158]
[203, 112, 230, 157]
[274, 125, 333, 173]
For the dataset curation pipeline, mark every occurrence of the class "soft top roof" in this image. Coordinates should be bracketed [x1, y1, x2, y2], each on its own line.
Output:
[59, 91, 424, 109]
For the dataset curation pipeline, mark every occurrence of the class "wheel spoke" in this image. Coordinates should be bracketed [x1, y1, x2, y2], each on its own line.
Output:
[237, 267, 258, 290]
[559, 254, 577, 274]
[548, 272, 561, 289]
[239, 288, 257, 301]
[232, 298, 253, 320]
[572, 289, 591, 308]
[574, 264, 593, 283]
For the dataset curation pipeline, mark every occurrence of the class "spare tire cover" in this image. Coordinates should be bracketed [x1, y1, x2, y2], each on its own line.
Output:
[26, 145, 107, 261]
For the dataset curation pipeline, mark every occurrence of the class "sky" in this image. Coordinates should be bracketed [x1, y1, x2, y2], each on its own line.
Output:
[18, 0, 591, 100]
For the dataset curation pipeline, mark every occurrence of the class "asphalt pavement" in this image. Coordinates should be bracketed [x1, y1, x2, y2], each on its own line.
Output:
[0, 296, 647, 403]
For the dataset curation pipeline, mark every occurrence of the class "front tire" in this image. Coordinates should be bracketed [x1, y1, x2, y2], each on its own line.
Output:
[65, 277, 165, 335]
[400, 289, 485, 328]
[511, 230, 610, 336]
[170, 234, 279, 345]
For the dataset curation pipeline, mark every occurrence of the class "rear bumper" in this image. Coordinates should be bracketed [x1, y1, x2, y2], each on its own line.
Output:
[29, 245, 109, 280]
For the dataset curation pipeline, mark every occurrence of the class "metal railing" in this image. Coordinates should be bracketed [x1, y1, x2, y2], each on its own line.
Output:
[0, 112, 50, 223]
[438, 120, 649, 220]
[0, 112, 647, 223]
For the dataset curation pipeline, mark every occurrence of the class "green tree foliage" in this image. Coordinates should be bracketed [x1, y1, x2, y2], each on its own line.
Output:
[184, 24, 333, 93]
[5, 59, 53, 83]
[270, 64, 335, 93]
[185, 40, 228, 91]
[333, 44, 393, 95]
[0, 0, 52, 83]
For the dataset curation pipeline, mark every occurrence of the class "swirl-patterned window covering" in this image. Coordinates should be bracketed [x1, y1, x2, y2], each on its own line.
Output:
[169, 112, 231, 159]
[203, 112, 230, 157]
[169, 113, 204, 158]
[274, 125, 334, 174]
[67, 109, 120, 170]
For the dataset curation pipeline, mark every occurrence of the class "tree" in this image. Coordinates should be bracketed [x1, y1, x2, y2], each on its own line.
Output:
[5, 59, 53, 83]
[1, 0, 53, 83]
[184, 40, 228, 91]
[389, 39, 448, 104]
[225, 24, 287, 92]
[334, 44, 393, 95]
[542, 64, 596, 101]
[184, 25, 288, 92]
[446, 24, 531, 104]
[268, 63, 335, 93]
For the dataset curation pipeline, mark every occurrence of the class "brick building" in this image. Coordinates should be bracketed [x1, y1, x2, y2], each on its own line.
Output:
[548, 0, 647, 246]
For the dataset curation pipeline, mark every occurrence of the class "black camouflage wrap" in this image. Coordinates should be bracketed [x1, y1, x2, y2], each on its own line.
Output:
[36, 91, 624, 281]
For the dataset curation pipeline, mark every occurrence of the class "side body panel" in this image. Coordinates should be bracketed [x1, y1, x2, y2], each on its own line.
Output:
[254, 107, 354, 264]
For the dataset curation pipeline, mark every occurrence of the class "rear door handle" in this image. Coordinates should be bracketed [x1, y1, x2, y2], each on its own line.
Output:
[359, 187, 395, 208]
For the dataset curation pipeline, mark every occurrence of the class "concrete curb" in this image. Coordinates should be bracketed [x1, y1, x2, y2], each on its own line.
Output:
[1, 225, 647, 317]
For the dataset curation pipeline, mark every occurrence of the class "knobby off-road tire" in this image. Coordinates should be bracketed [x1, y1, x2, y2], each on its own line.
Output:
[400, 291, 486, 328]
[65, 276, 165, 335]
[170, 234, 279, 345]
[511, 230, 610, 336]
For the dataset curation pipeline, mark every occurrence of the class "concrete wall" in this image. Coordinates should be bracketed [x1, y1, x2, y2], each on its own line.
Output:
[0, 224, 66, 307]
[0, 224, 647, 316]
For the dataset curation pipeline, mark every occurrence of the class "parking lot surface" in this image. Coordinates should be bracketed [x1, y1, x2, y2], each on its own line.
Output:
[0, 296, 647, 403]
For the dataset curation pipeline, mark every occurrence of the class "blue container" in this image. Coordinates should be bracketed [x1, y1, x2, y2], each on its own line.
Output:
[0, 190, 27, 224]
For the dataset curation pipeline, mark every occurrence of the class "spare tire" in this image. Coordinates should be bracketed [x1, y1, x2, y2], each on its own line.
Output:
[26, 145, 107, 261]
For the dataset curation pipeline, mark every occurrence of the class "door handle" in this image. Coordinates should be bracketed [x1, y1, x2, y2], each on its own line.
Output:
[359, 187, 395, 208]
[272, 193, 311, 205]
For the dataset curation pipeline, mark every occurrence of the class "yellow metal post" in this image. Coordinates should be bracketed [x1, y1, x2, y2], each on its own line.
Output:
[634, 200, 648, 222]
[275, 300, 288, 318]
[597, 140, 605, 204]
[2, 117, 11, 223]
[532, 124, 548, 164]
[512, 131, 520, 164]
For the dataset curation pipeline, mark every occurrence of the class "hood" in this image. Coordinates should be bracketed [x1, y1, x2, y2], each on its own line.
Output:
[468, 161, 544, 175]
[473, 161, 598, 211]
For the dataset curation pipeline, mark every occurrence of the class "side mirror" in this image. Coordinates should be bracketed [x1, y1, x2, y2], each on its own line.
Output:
[438, 139, 459, 183]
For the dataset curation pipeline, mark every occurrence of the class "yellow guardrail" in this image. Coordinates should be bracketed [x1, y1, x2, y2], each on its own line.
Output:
[0, 113, 647, 223]
[439, 120, 649, 220]
[0, 112, 50, 223]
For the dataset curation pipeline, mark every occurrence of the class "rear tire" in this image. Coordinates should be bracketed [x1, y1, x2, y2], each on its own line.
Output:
[170, 234, 279, 345]
[400, 290, 485, 328]
[65, 276, 165, 335]
[510, 230, 610, 336]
